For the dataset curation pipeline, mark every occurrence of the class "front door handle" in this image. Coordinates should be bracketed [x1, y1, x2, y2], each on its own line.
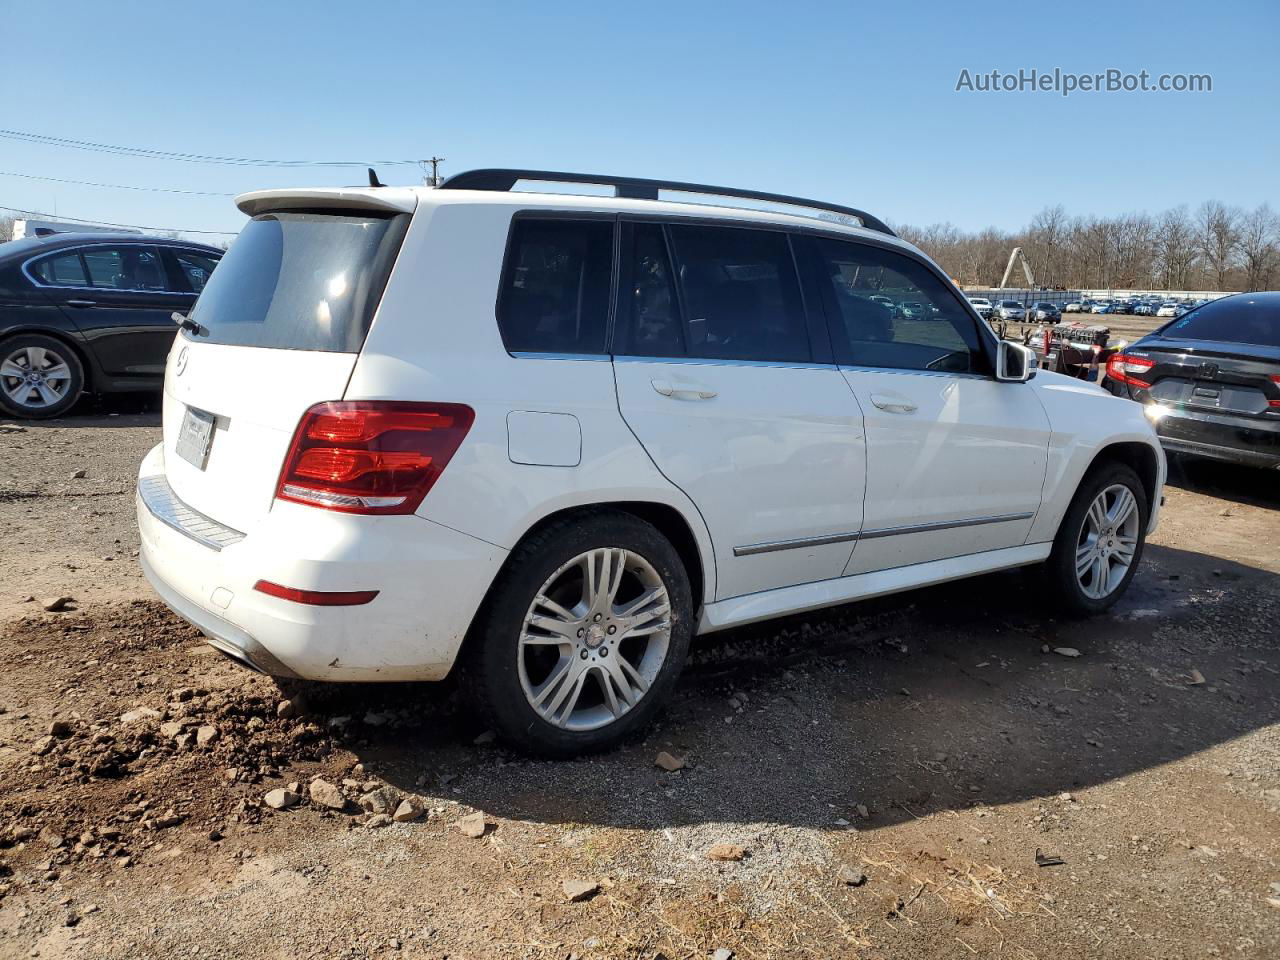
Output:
[870, 392, 917, 414]
[651, 378, 717, 400]
[64, 299, 96, 308]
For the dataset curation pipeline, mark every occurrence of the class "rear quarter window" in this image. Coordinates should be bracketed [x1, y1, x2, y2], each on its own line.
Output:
[187, 211, 408, 352]
[497, 218, 615, 355]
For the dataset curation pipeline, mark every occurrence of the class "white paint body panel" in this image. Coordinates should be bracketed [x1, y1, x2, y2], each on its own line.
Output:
[138, 184, 1166, 683]
[613, 358, 865, 599]
[840, 368, 1052, 575]
[136, 443, 506, 680]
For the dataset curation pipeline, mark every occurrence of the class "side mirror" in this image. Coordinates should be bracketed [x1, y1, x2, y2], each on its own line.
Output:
[995, 340, 1037, 382]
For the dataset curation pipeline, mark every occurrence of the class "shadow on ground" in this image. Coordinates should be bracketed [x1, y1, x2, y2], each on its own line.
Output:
[288, 535, 1279, 835]
[6, 391, 160, 429]
[1166, 451, 1280, 510]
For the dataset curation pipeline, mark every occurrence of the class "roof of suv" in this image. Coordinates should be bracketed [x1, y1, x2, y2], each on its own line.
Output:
[235, 169, 918, 256]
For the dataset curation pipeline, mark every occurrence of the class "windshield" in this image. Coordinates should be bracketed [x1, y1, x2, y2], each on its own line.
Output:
[188, 210, 408, 352]
[1002, 301, 1020, 308]
[1159, 295, 1280, 348]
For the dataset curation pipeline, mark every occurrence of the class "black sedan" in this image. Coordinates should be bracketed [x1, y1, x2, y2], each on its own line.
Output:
[1103, 292, 1280, 469]
[0, 233, 221, 418]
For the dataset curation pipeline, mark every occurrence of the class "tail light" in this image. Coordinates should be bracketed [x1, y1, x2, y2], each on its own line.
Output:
[1105, 354, 1155, 388]
[1270, 375, 1280, 407]
[276, 401, 474, 514]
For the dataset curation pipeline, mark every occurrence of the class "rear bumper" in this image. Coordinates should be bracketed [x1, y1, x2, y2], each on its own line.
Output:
[136, 443, 508, 681]
[1152, 407, 1280, 468]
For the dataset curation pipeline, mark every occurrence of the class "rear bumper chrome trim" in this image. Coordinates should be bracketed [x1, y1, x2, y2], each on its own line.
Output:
[732, 512, 1035, 557]
[137, 474, 246, 552]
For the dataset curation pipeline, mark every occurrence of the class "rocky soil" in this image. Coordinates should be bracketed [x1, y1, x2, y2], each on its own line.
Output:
[0, 404, 1278, 959]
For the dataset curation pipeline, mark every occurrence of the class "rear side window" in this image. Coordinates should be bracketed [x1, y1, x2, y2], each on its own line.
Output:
[188, 211, 408, 352]
[172, 249, 220, 293]
[30, 252, 88, 286]
[617, 222, 810, 363]
[813, 237, 987, 374]
[1160, 296, 1280, 348]
[497, 218, 615, 355]
[81, 246, 167, 291]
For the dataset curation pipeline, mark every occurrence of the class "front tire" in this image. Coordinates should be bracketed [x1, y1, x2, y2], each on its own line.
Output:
[468, 511, 693, 757]
[0, 334, 85, 419]
[1046, 462, 1149, 616]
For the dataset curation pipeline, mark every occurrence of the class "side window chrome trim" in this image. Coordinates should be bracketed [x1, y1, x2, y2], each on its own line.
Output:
[616, 355, 837, 371]
[509, 351, 611, 362]
[21, 243, 206, 295]
[838, 364, 993, 382]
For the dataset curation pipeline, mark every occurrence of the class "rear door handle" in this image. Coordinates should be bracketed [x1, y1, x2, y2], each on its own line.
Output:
[870, 392, 917, 414]
[64, 299, 96, 308]
[651, 379, 717, 400]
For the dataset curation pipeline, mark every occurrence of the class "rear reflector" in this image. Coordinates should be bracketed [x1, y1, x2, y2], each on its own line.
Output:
[276, 401, 474, 515]
[253, 580, 379, 606]
[1105, 354, 1155, 388]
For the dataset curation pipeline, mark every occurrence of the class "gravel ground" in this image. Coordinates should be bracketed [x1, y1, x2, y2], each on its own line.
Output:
[0, 397, 1278, 960]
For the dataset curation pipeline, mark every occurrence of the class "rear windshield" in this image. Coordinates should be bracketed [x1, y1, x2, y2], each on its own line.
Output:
[1159, 296, 1280, 348]
[187, 210, 408, 352]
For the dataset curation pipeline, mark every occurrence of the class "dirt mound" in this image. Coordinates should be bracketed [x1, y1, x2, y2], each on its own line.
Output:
[0, 602, 346, 898]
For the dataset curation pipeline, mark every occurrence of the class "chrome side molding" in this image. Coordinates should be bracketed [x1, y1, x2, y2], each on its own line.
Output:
[733, 512, 1035, 557]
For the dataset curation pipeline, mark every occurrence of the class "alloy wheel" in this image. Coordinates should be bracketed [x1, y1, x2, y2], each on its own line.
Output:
[0, 345, 74, 411]
[518, 547, 672, 732]
[1075, 483, 1141, 599]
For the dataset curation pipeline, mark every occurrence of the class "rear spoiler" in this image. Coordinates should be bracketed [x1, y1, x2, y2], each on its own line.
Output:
[235, 187, 418, 218]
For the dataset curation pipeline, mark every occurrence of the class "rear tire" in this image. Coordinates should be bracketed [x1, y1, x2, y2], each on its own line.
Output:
[1045, 462, 1149, 617]
[468, 510, 693, 757]
[0, 334, 84, 419]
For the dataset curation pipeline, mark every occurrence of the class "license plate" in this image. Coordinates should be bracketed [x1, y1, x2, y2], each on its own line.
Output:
[176, 407, 216, 470]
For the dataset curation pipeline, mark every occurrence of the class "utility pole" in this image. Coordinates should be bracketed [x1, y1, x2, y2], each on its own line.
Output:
[422, 157, 446, 187]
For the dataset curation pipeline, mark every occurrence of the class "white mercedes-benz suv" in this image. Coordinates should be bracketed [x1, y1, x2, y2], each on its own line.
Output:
[137, 169, 1165, 755]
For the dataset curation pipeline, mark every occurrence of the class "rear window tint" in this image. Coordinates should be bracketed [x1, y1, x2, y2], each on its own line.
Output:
[82, 246, 167, 291]
[188, 211, 407, 352]
[30, 252, 88, 286]
[1160, 296, 1280, 348]
[497, 218, 615, 355]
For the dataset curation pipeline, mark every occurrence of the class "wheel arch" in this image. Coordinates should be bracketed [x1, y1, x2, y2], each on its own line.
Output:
[1084, 440, 1161, 514]
[505, 501, 710, 614]
[453, 498, 713, 675]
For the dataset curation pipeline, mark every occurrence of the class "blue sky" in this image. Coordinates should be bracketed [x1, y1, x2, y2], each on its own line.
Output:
[2, 0, 1276, 239]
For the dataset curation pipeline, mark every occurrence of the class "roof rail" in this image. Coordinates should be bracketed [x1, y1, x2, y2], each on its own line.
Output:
[438, 168, 896, 237]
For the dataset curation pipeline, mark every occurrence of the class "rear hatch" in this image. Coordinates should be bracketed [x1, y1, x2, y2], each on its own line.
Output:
[161, 196, 413, 533]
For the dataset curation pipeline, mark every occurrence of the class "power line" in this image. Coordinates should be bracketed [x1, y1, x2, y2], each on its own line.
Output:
[0, 128, 423, 168]
[0, 170, 234, 197]
[0, 205, 238, 236]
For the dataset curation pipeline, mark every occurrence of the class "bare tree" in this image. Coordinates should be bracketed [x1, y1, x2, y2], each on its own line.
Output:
[1196, 201, 1242, 290]
[1024, 205, 1069, 287]
[1238, 203, 1279, 292]
[0, 215, 14, 244]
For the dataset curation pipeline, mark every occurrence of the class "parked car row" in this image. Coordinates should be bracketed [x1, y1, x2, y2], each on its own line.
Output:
[968, 297, 1062, 323]
[1060, 297, 1209, 317]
